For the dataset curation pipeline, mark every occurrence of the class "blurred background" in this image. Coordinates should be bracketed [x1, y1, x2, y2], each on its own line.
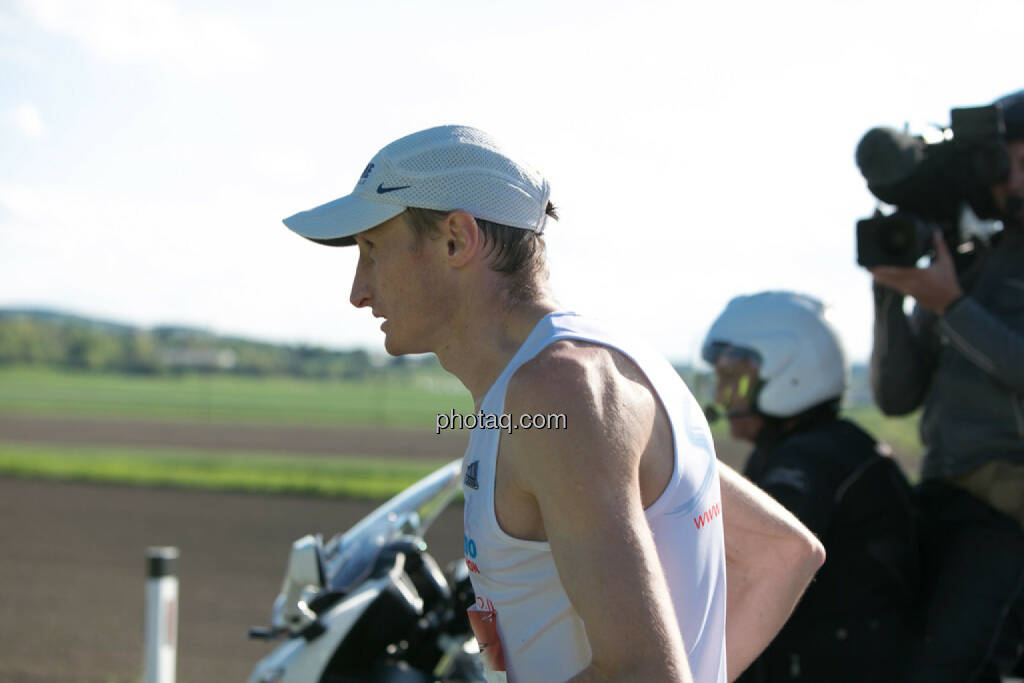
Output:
[0, 0, 1019, 680]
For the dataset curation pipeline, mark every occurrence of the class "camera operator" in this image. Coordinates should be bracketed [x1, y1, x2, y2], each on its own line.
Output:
[867, 90, 1024, 681]
[704, 291, 919, 682]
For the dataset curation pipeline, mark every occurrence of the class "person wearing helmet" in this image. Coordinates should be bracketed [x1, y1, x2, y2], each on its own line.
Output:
[703, 291, 919, 682]
[867, 90, 1024, 681]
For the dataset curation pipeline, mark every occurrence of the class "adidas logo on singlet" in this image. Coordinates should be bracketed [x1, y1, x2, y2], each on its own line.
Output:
[464, 461, 479, 490]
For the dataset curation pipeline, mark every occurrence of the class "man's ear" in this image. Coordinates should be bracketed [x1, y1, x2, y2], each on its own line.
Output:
[439, 210, 482, 267]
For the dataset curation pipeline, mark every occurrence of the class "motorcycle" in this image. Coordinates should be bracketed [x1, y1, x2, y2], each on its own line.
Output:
[248, 459, 485, 683]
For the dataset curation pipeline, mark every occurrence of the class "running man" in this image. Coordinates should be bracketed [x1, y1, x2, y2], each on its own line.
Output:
[282, 125, 824, 682]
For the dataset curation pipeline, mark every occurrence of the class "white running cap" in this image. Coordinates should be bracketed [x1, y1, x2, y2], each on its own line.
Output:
[283, 125, 553, 246]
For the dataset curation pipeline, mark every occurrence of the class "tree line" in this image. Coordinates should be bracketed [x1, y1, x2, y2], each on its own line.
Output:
[0, 309, 427, 380]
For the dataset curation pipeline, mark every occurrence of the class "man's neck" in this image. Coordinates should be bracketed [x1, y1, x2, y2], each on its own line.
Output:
[433, 290, 560, 404]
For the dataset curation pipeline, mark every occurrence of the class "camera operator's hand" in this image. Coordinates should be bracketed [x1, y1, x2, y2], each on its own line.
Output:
[869, 231, 964, 314]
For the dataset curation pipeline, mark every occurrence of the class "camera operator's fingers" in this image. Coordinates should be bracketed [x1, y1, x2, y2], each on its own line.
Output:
[869, 267, 916, 296]
[870, 265, 913, 280]
[926, 230, 963, 311]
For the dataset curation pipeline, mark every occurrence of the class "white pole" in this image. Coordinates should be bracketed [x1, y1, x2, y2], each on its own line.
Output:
[144, 547, 178, 683]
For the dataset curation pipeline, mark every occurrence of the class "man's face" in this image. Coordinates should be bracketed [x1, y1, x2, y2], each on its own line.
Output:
[993, 140, 1024, 223]
[349, 213, 450, 356]
[712, 349, 765, 444]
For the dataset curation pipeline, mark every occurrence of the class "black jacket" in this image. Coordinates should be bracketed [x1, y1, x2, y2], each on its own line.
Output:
[739, 416, 919, 682]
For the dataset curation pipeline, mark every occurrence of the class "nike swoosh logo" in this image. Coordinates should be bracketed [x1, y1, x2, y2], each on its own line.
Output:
[376, 183, 411, 194]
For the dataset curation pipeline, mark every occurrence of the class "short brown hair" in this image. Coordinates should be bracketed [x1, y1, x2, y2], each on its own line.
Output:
[405, 203, 558, 300]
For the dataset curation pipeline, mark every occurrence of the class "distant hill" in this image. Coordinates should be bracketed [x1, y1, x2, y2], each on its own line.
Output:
[0, 308, 138, 334]
[0, 307, 435, 379]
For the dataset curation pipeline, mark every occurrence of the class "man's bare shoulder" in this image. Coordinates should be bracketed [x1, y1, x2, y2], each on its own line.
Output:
[505, 340, 651, 422]
[502, 340, 654, 486]
[507, 340, 607, 405]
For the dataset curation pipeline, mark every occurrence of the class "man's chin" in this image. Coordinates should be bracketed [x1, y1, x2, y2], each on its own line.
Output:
[383, 336, 403, 356]
[383, 335, 422, 357]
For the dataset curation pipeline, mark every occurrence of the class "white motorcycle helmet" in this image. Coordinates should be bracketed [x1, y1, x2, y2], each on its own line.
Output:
[701, 291, 848, 418]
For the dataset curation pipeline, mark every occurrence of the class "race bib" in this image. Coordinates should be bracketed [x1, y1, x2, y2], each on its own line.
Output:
[468, 601, 508, 680]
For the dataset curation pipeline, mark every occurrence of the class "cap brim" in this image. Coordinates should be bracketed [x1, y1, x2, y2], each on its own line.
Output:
[282, 194, 405, 247]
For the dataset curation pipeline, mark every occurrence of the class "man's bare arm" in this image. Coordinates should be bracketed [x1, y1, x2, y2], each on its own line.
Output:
[502, 346, 692, 683]
[719, 463, 825, 681]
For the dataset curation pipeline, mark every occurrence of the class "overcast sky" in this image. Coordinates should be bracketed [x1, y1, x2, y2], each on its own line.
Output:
[1, 0, 1019, 364]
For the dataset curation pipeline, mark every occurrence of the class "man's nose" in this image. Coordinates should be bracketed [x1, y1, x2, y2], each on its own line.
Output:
[350, 269, 372, 309]
[350, 289, 370, 308]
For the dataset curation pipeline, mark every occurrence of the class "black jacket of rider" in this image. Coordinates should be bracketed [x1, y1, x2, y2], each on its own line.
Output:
[870, 227, 1024, 480]
[738, 414, 918, 682]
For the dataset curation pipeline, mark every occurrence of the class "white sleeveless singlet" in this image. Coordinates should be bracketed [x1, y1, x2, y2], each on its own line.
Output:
[461, 312, 727, 683]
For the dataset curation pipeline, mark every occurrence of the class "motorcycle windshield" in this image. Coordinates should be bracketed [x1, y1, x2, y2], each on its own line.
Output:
[324, 458, 462, 592]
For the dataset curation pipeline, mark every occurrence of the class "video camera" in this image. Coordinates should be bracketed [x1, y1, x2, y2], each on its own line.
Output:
[854, 103, 1011, 267]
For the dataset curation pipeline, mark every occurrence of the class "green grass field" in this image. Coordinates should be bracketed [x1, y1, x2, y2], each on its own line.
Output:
[0, 368, 471, 498]
[843, 403, 922, 458]
[0, 366, 473, 426]
[0, 442, 450, 499]
[0, 367, 924, 495]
